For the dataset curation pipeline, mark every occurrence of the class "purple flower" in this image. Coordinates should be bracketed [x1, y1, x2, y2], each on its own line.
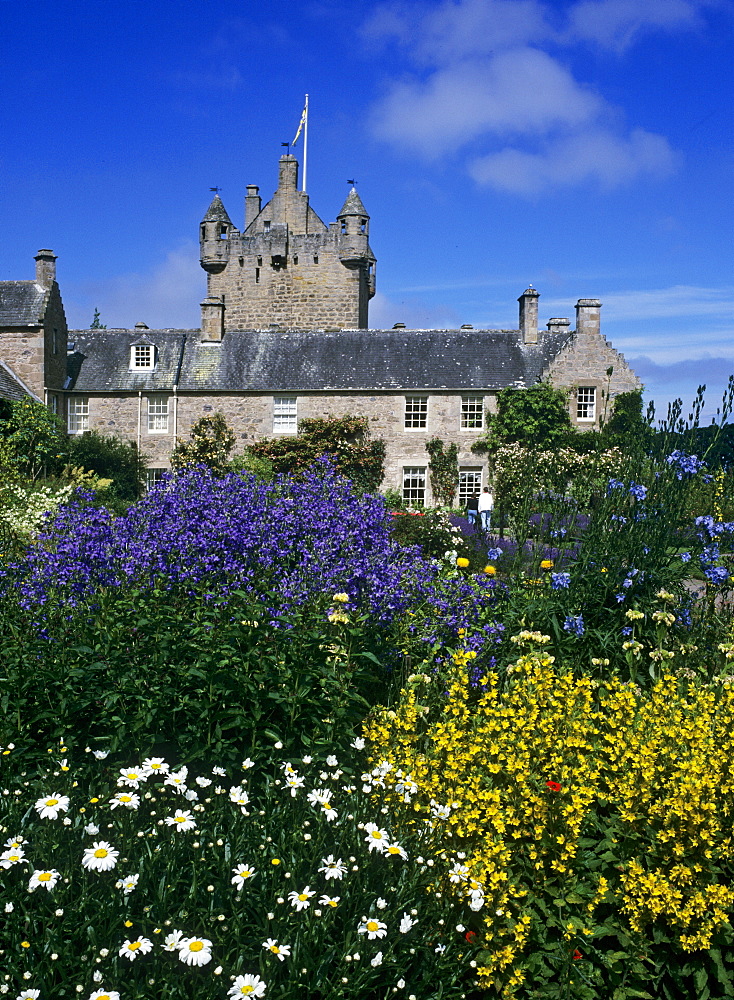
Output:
[563, 614, 585, 637]
[667, 450, 706, 479]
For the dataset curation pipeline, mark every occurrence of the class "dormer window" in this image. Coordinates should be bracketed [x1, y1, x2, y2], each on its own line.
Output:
[131, 344, 155, 370]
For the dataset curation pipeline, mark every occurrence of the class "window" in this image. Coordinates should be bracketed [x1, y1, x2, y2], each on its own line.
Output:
[576, 386, 596, 422]
[51, 328, 58, 355]
[360, 218, 367, 233]
[48, 394, 58, 415]
[219, 225, 228, 240]
[147, 395, 169, 433]
[402, 467, 426, 507]
[263, 221, 271, 232]
[146, 468, 167, 491]
[273, 396, 297, 433]
[458, 468, 483, 505]
[68, 396, 89, 434]
[461, 395, 484, 430]
[131, 344, 154, 370]
[404, 396, 428, 430]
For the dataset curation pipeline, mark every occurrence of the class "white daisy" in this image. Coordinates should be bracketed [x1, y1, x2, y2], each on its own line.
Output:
[357, 917, 388, 940]
[115, 873, 139, 894]
[0, 847, 25, 869]
[195, 776, 212, 787]
[262, 938, 291, 961]
[212, 765, 227, 776]
[318, 855, 347, 880]
[370, 951, 383, 967]
[306, 787, 330, 807]
[117, 767, 146, 788]
[241, 757, 255, 770]
[162, 929, 185, 951]
[350, 737, 366, 750]
[321, 801, 338, 822]
[288, 886, 315, 911]
[363, 823, 389, 853]
[280, 761, 297, 776]
[228, 974, 266, 998]
[399, 913, 417, 933]
[88, 991, 121, 1000]
[82, 841, 119, 872]
[325, 755, 339, 767]
[430, 799, 451, 819]
[229, 786, 250, 806]
[231, 864, 256, 889]
[4, 835, 26, 849]
[385, 841, 408, 860]
[28, 868, 60, 891]
[34, 794, 70, 820]
[109, 791, 140, 810]
[142, 756, 169, 775]
[165, 767, 188, 792]
[164, 810, 196, 832]
[284, 774, 305, 796]
[16, 991, 41, 999]
[178, 936, 213, 966]
[118, 936, 153, 960]
[318, 894, 340, 908]
[449, 862, 470, 883]
[84, 823, 100, 835]
[92, 749, 110, 759]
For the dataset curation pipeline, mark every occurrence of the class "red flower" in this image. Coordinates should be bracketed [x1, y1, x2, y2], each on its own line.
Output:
[572, 949, 582, 961]
[545, 780, 562, 792]
[465, 931, 477, 944]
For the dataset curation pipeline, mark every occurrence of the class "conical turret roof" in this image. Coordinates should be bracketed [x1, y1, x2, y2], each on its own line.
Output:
[337, 187, 368, 218]
[202, 194, 233, 225]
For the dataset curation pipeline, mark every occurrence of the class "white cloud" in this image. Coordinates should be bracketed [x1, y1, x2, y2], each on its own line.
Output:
[371, 48, 602, 159]
[364, 0, 714, 193]
[67, 243, 203, 330]
[566, 0, 711, 51]
[469, 127, 676, 194]
[589, 283, 734, 322]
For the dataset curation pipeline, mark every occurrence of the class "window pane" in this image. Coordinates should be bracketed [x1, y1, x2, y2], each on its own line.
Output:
[68, 397, 89, 434]
[147, 396, 169, 432]
[404, 396, 428, 429]
[146, 468, 167, 491]
[458, 468, 483, 505]
[402, 466, 426, 506]
[577, 387, 596, 421]
[461, 396, 484, 429]
[273, 396, 297, 433]
[133, 344, 153, 368]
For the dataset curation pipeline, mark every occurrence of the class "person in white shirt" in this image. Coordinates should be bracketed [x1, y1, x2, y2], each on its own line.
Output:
[478, 487, 493, 531]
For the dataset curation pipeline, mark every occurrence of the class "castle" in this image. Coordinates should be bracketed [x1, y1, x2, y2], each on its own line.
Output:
[0, 152, 640, 505]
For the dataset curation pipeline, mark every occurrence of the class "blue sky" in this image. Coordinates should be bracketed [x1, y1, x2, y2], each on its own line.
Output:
[1, 0, 731, 422]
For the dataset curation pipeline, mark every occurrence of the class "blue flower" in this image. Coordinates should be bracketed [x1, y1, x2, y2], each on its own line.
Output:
[563, 614, 585, 637]
[705, 566, 730, 585]
[621, 626, 633, 636]
[680, 552, 691, 563]
[550, 572, 570, 590]
[629, 482, 647, 500]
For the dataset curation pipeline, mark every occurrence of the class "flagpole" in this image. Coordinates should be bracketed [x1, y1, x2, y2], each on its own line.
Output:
[302, 94, 309, 193]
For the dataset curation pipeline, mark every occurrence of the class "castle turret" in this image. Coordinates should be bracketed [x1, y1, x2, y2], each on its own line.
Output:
[337, 188, 370, 261]
[199, 194, 233, 274]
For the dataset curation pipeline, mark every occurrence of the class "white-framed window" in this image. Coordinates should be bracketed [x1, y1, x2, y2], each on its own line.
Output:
[48, 394, 58, 416]
[273, 396, 297, 433]
[146, 468, 167, 491]
[402, 466, 426, 506]
[68, 396, 89, 434]
[147, 395, 169, 433]
[461, 395, 484, 430]
[458, 467, 483, 506]
[576, 386, 596, 422]
[130, 344, 155, 370]
[404, 395, 428, 430]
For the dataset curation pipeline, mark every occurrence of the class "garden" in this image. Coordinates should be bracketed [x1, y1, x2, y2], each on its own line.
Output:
[2, 386, 734, 1000]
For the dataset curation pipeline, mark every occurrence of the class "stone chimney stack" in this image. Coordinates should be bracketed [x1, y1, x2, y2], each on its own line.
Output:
[518, 286, 540, 345]
[34, 249, 57, 289]
[245, 185, 261, 229]
[575, 299, 602, 336]
[547, 317, 571, 335]
[200, 295, 225, 342]
[278, 154, 298, 192]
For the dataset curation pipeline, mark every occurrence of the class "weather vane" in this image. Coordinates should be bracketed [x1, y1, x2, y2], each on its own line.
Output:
[347, 179, 357, 186]
[210, 187, 221, 194]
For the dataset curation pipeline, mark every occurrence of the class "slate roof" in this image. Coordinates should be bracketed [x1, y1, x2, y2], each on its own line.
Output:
[338, 188, 368, 218]
[0, 361, 42, 402]
[0, 281, 49, 327]
[202, 194, 233, 226]
[67, 326, 574, 393]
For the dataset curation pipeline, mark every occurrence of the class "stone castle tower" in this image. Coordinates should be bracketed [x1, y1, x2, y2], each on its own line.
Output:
[199, 154, 376, 338]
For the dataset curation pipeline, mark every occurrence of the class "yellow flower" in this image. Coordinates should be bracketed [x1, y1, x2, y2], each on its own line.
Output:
[540, 559, 554, 570]
[332, 592, 349, 603]
[21, 941, 30, 949]
[271, 858, 281, 865]
[456, 557, 470, 568]
[483, 565, 496, 576]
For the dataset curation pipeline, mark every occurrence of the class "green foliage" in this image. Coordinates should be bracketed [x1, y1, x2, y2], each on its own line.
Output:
[0, 397, 66, 481]
[389, 508, 465, 562]
[90, 307, 107, 329]
[248, 415, 385, 493]
[170, 412, 237, 474]
[66, 429, 146, 500]
[601, 390, 653, 454]
[426, 437, 459, 507]
[228, 449, 274, 480]
[473, 382, 574, 454]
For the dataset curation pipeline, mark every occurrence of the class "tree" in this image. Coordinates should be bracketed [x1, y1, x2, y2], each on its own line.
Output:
[90, 308, 107, 329]
[425, 437, 459, 507]
[472, 382, 574, 454]
[600, 390, 652, 455]
[170, 413, 236, 474]
[66, 430, 146, 500]
[0, 398, 66, 481]
[248, 415, 385, 492]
